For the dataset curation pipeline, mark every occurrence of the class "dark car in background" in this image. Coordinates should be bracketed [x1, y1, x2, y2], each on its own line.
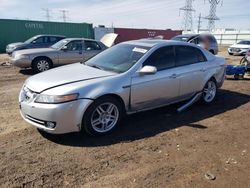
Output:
[171, 34, 218, 55]
[6, 35, 65, 55]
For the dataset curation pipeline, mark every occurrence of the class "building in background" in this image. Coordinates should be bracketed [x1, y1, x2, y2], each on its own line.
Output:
[0, 19, 94, 53]
[183, 28, 250, 45]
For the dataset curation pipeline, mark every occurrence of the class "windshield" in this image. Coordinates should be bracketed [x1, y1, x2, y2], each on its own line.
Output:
[51, 39, 70, 49]
[24, 36, 37, 44]
[237, 40, 250, 45]
[171, 36, 189, 42]
[86, 44, 150, 73]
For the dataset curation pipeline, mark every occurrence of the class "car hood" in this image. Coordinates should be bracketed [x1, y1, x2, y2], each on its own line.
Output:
[230, 44, 250, 48]
[7, 42, 24, 48]
[14, 48, 57, 55]
[25, 63, 116, 93]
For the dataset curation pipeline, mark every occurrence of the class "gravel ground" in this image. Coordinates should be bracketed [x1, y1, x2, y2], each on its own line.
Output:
[0, 47, 250, 188]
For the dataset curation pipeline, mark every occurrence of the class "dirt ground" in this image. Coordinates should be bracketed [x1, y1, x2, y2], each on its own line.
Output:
[0, 47, 249, 188]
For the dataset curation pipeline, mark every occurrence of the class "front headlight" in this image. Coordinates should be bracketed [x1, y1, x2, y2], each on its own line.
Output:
[35, 93, 79, 104]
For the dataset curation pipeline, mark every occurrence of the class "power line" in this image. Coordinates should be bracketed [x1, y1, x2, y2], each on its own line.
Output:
[180, 0, 195, 31]
[204, 0, 222, 32]
[59, 10, 69, 22]
[197, 13, 202, 33]
[42, 8, 52, 21]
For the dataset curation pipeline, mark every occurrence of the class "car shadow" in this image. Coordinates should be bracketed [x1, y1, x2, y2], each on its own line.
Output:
[39, 89, 250, 147]
[19, 68, 35, 75]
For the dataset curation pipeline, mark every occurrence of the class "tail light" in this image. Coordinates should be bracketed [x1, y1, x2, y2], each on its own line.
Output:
[247, 51, 250, 56]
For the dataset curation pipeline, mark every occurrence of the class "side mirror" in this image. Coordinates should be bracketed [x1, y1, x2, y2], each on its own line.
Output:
[138, 66, 157, 75]
[32, 40, 37, 44]
[61, 46, 68, 51]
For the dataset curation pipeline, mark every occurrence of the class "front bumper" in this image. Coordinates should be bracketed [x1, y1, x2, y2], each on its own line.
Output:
[228, 48, 248, 55]
[20, 99, 93, 134]
[10, 57, 32, 68]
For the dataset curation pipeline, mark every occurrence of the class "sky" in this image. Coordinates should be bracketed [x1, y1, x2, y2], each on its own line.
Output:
[0, 0, 250, 30]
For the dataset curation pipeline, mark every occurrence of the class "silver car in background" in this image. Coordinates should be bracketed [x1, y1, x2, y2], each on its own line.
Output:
[19, 40, 226, 136]
[11, 33, 118, 73]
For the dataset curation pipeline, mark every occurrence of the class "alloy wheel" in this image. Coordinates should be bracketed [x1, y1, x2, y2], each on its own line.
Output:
[203, 80, 217, 103]
[91, 102, 119, 133]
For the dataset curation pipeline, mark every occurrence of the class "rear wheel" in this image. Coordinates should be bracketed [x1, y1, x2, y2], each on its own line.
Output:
[228, 52, 233, 55]
[82, 96, 123, 136]
[201, 79, 217, 104]
[32, 57, 52, 73]
[209, 50, 215, 55]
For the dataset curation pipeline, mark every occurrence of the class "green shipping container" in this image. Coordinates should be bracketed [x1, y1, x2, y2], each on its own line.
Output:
[0, 19, 94, 53]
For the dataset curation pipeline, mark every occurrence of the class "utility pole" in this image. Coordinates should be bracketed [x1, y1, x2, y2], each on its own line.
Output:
[197, 13, 202, 33]
[42, 8, 52, 21]
[204, 0, 222, 32]
[180, 0, 195, 32]
[59, 10, 69, 22]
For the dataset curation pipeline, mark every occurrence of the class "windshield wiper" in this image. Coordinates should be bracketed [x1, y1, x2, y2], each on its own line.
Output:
[88, 64, 103, 70]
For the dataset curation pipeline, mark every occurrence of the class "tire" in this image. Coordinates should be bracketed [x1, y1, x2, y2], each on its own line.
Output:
[201, 79, 217, 104]
[32, 57, 53, 73]
[234, 74, 239, 80]
[209, 50, 215, 55]
[228, 52, 233, 55]
[82, 96, 124, 136]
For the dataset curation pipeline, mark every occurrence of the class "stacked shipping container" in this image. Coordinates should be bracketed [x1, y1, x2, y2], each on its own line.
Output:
[0, 19, 94, 52]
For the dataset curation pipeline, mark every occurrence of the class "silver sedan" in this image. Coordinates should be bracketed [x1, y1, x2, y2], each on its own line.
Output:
[19, 40, 226, 135]
[11, 34, 117, 73]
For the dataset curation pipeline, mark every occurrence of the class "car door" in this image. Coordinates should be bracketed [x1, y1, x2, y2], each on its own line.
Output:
[130, 46, 180, 111]
[174, 45, 207, 98]
[48, 36, 60, 47]
[83, 40, 102, 61]
[30, 36, 47, 48]
[58, 40, 84, 64]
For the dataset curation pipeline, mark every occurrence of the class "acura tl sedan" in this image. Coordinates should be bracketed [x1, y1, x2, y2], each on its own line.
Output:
[19, 40, 226, 136]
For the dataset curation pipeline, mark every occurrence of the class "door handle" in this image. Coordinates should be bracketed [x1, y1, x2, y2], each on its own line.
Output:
[170, 74, 178, 79]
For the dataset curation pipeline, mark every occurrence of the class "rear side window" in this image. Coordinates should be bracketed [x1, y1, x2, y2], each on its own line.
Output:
[49, 37, 60, 43]
[84, 41, 101, 50]
[143, 46, 175, 71]
[175, 46, 206, 66]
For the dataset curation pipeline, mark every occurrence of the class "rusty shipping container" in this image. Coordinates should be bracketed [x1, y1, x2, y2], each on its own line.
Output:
[114, 28, 182, 43]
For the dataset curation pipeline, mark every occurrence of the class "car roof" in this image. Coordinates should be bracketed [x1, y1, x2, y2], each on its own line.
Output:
[123, 39, 195, 48]
[174, 34, 199, 38]
[61, 38, 98, 42]
[35, 34, 66, 38]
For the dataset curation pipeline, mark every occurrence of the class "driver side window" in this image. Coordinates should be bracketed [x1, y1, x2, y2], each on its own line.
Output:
[66, 41, 82, 51]
[143, 46, 175, 71]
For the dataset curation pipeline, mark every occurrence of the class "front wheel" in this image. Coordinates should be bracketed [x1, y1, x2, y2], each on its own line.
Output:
[201, 79, 217, 104]
[82, 96, 123, 136]
[32, 58, 52, 73]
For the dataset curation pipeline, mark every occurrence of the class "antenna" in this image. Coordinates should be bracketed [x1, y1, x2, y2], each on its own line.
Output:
[42, 8, 52, 21]
[59, 10, 69, 22]
[180, 0, 195, 31]
[204, 0, 222, 32]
